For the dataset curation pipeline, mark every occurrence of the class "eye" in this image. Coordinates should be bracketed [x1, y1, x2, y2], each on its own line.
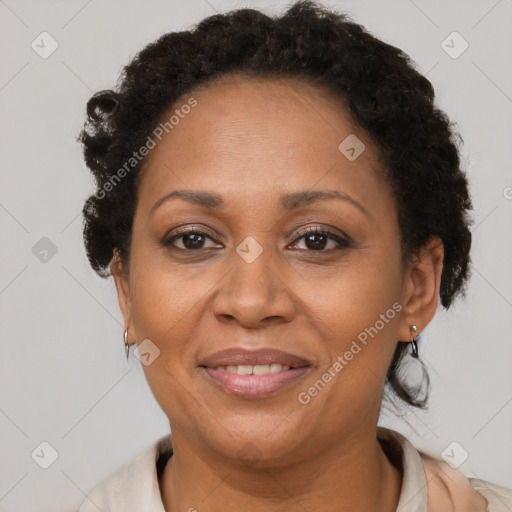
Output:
[288, 226, 350, 251]
[162, 228, 221, 250]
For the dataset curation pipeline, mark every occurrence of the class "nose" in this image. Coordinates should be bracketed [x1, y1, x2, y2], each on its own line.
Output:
[211, 239, 296, 329]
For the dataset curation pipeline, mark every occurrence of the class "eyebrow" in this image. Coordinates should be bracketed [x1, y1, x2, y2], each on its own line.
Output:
[149, 189, 369, 217]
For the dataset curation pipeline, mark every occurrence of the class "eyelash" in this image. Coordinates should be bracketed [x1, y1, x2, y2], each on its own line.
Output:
[161, 226, 351, 252]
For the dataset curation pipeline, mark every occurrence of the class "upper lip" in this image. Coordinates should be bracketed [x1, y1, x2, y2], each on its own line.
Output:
[199, 348, 311, 369]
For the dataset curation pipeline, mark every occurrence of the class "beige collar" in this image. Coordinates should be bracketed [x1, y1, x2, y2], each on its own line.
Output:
[377, 427, 488, 512]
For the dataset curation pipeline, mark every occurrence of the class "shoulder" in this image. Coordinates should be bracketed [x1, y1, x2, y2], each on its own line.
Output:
[469, 478, 512, 512]
[420, 450, 512, 512]
[377, 427, 512, 512]
[77, 434, 172, 512]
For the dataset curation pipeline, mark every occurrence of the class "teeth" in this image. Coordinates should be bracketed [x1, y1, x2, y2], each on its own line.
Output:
[253, 364, 269, 375]
[237, 365, 253, 375]
[213, 364, 292, 374]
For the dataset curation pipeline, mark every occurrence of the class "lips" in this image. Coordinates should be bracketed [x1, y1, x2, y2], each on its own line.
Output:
[198, 347, 311, 369]
[198, 347, 312, 399]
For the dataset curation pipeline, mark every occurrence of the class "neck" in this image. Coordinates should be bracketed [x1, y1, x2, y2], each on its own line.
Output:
[159, 425, 402, 512]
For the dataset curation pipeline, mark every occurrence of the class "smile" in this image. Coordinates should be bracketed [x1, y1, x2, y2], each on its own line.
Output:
[200, 365, 310, 399]
[198, 347, 312, 399]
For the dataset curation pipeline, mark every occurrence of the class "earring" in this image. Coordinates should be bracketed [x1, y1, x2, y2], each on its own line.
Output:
[410, 325, 419, 358]
[124, 327, 130, 361]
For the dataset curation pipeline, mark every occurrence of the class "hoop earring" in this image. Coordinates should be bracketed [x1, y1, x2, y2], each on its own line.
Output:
[410, 325, 419, 358]
[124, 327, 130, 361]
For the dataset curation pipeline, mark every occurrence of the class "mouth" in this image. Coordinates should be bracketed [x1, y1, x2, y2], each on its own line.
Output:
[198, 348, 312, 399]
[207, 363, 296, 374]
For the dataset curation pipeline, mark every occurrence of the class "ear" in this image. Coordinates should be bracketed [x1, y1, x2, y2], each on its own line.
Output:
[110, 249, 135, 347]
[397, 235, 444, 342]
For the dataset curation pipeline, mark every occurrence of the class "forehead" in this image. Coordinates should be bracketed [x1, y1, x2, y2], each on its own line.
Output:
[136, 74, 389, 212]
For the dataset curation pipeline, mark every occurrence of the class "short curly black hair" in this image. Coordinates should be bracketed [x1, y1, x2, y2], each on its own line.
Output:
[79, 0, 473, 409]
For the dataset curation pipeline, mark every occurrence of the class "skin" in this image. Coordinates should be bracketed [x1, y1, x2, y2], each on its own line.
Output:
[111, 74, 444, 512]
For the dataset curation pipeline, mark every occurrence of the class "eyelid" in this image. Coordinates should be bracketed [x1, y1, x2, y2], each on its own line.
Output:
[163, 224, 226, 243]
[291, 224, 351, 242]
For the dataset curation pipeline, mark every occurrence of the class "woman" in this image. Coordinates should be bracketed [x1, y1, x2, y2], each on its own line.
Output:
[77, 1, 512, 510]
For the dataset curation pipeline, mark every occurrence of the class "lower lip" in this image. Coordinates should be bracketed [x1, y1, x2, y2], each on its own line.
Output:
[202, 367, 310, 399]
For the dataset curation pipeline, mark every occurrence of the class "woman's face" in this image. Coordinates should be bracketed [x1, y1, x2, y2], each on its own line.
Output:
[112, 75, 442, 465]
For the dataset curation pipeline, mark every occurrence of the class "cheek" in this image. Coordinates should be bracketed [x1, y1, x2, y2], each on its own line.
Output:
[129, 236, 209, 338]
[300, 249, 403, 396]
[127, 252, 205, 401]
[297, 294, 401, 433]
[309, 248, 402, 340]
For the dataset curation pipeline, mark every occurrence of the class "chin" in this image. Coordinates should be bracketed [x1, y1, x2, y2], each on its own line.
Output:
[196, 410, 314, 465]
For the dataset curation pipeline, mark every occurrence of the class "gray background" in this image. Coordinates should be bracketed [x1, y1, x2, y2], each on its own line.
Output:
[0, 0, 511, 510]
